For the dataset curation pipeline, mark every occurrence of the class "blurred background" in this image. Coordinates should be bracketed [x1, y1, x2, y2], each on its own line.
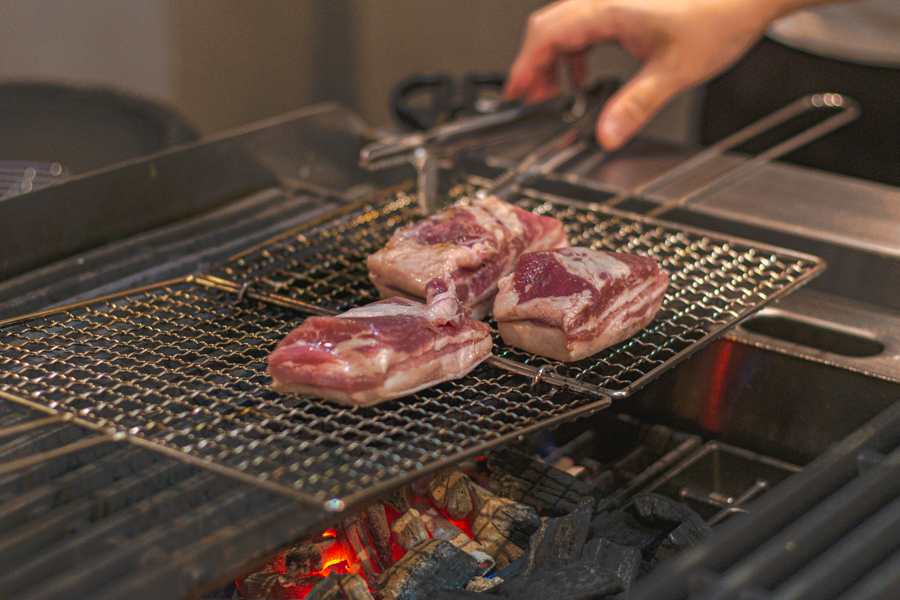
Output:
[0, 0, 696, 143]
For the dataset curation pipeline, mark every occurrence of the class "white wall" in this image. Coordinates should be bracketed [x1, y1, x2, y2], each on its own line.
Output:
[0, 0, 178, 105]
[0, 0, 695, 144]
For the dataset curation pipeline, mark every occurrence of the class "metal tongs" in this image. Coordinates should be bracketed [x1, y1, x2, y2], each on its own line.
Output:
[360, 78, 619, 214]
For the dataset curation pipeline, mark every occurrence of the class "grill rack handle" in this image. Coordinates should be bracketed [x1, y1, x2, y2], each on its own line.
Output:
[593, 93, 859, 217]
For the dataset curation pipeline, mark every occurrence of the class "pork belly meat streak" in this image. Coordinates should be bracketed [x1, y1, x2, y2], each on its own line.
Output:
[267, 279, 492, 406]
[367, 196, 568, 320]
[493, 248, 669, 362]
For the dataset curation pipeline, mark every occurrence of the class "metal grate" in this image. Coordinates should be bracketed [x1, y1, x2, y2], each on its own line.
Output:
[0, 186, 822, 511]
[0, 280, 604, 510]
[206, 186, 824, 396]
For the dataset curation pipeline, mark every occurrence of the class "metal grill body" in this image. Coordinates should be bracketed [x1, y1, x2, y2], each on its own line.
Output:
[0, 188, 822, 511]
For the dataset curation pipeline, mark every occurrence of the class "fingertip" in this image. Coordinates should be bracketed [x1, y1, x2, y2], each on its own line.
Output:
[596, 113, 627, 151]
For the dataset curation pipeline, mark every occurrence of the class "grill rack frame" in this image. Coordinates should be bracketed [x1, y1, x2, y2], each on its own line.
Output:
[0, 184, 824, 513]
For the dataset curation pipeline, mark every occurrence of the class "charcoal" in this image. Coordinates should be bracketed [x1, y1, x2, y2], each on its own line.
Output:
[524, 497, 593, 574]
[305, 572, 374, 600]
[630, 492, 712, 565]
[365, 502, 395, 568]
[492, 554, 525, 580]
[391, 508, 429, 551]
[588, 470, 617, 497]
[384, 485, 414, 514]
[488, 560, 623, 600]
[580, 538, 641, 592]
[468, 483, 542, 569]
[632, 493, 692, 524]
[588, 511, 667, 559]
[415, 503, 494, 571]
[488, 448, 596, 514]
[374, 539, 480, 600]
[429, 466, 475, 520]
[652, 518, 713, 565]
[338, 513, 380, 577]
[241, 572, 323, 599]
[285, 538, 341, 575]
[637, 559, 654, 582]
[668, 515, 712, 547]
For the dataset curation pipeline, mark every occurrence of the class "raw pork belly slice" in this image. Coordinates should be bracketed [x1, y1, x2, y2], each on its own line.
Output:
[493, 248, 669, 362]
[267, 279, 492, 406]
[367, 196, 568, 320]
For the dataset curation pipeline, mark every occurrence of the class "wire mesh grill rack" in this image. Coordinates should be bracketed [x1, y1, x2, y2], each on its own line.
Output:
[0, 280, 607, 511]
[206, 186, 825, 396]
[0, 186, 823, 511]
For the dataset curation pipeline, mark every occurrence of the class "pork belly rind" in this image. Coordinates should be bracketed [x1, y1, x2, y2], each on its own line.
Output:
[493, 248, 669, 362]
[366, 196, 568, 320]
[267, 280, 492, 406]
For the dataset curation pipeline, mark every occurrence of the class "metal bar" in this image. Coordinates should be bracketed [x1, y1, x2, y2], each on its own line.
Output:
[769, 495, 900, 600]
[707, 479, 770, 526]
[197, 276, 340, 316]
[645, 94, 859, 217]
[695, 445, 900, 598]
[0, 416, 63, 440]
[600, 95, 820, 208]
[483, 102, 603, 200]
[0, 435, 113, 477]
[485, 355, 609, 399]
[625, 400, 900, 600]
[0, 390, 328, 510]
[834, 545, 900, 600]
[604, 435, 703, 509]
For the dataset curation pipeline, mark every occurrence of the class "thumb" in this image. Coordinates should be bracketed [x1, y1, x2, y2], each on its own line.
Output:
[597, 61, 681, 150]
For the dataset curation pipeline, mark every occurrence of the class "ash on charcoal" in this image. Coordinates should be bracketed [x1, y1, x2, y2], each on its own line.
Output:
[306, 572, 374, 600]
[241, 572, 323, 599]
[488, 559, 622, 600]
[339, 513, 381, 577]
[429, 466, 475, 520]
[580, 538, 641, 592]
[285, 538, 341, 576]
[488, 448, 597, 515]
[365, 503, 395, 568]
[416, 503, 494, 572]
[588, 510, 670, 559]
[524, 497, 593, 575]
[391, 508, 429, 551]
[374, 539, 481, 600]
[384, 485, 414, 514]
[468, 483, 541, 569]
[466, 575, 503, 592]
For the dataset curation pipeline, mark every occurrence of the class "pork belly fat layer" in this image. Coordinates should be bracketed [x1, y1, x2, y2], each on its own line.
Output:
[267, 281, 492, 405]
[366, 196, 568, 319]
[493, 248, 669, 361]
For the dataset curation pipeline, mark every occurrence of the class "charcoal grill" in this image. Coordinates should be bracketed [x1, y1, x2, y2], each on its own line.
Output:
[0, 93, 898, 600]
[0, 175, 822, 513]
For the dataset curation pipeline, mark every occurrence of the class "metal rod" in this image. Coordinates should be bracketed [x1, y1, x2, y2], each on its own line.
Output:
[0, 416, 64, 440]
[770, 494, 900, 600]
[645, 94, 859, 217]
[597, 93, 857, 214]
[0, 435, 113, 477]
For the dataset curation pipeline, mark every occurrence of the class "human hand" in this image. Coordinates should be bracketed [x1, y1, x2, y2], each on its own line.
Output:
[505, 0, 810, 150]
